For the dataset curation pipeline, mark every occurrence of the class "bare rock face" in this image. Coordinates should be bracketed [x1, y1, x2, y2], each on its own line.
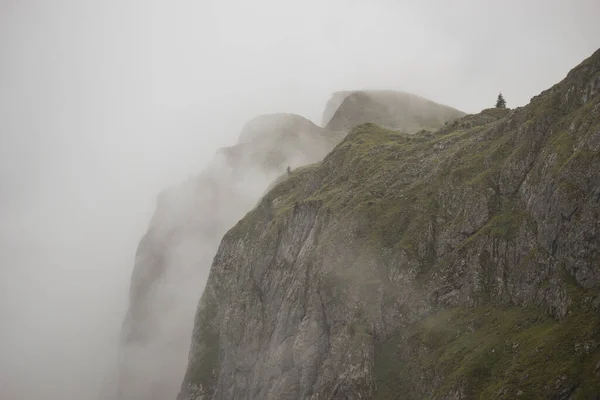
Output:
[116, 91, 460, 400]
[178, 49, 600, 399]
[323, 90, 466, 133]
[116, 114, 342, 400]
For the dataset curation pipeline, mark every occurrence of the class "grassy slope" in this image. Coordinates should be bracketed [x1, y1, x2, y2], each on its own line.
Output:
[232, 105, 600, 397]
[202, 50, 600, 399]
[376, 301, 600, 399]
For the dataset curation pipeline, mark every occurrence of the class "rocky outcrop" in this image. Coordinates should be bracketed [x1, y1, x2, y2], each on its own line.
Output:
[178, 49, 600, 399]
[118, 93, 459, 400]
[116, 114, 343, 400]
[323, 90, 465, 133]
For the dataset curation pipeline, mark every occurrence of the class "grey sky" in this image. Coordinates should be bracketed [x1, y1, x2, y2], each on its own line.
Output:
[0, 0, 598, 398]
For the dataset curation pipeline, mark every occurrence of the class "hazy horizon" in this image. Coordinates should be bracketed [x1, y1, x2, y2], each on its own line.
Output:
[1, 0, 599, 398]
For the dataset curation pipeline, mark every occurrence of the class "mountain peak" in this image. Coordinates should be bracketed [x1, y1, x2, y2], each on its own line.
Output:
[237, 113, 322, 144]
[177, 48, 600, 400]
[323, 90, 466, 133]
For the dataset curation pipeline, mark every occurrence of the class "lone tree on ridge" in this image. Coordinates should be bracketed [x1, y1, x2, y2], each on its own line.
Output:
[496, 92, 507, 108]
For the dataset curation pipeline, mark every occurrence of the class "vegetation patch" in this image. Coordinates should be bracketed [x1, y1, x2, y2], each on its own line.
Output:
[550, 130, 577, 172]
[375, 303, 600, 399]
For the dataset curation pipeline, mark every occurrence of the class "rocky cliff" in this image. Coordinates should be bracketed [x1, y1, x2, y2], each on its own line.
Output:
[118, 91, 462, 400]
[323, 90, 466, 133]
[117, 114, 343, 400]
[178, 49, 600, 399]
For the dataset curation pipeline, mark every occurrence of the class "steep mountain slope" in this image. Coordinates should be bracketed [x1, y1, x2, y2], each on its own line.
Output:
[178, 49, 600, 399]
[116, 114, 342, 400]
[323, 90, 466, 133]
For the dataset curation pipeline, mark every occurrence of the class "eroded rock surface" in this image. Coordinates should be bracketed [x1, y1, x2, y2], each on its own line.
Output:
[117, 114, 342, 400]
[179, 50, 600, 399]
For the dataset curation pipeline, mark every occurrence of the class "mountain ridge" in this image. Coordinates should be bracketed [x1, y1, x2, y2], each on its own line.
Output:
[116, 113, 343, 400]
[116, 94, 459, 400]
[323, 90, 466, 133]
[177, 48, 600, 399]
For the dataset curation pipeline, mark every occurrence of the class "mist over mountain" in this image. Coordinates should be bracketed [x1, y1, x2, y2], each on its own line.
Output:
[323, 90, 465, 133]
[178, 49, 600, 399]
[1, 1, 599, 400]
[116, 96, 461, 399]
[115, 113, 340, 400]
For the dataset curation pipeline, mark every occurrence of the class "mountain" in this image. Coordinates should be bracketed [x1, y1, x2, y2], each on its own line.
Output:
[323, 90, 466, 133]
[218, 114, 345, 171]
[116, 114, 342, 400]
[177, 49, 600, 399]
[116, 89, 462, 400]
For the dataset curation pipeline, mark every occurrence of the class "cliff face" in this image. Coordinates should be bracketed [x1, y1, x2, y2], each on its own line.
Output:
[118, 92, 458, 400]
[178, 49, 600, 399]
[323, 90, 466, 133]
[117, 114, 342, 400]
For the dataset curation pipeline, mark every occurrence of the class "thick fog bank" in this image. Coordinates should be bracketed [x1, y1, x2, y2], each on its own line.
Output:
[0, 0, 598, 399]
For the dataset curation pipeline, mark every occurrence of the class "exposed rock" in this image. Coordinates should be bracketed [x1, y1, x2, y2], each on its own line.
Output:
[116, 114, 342, 400]
[118, 92, 464, 400]
[178, 49, 600, 399]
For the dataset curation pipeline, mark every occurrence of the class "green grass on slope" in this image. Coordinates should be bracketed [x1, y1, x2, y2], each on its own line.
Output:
[218, 56, 600, 398]
[234, 95, 596, 264]
[375, 303, 600, 399]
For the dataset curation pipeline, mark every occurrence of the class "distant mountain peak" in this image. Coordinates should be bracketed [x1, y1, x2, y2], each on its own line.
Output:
[322, 90, 465, 133]
[237, 113, 322, 144]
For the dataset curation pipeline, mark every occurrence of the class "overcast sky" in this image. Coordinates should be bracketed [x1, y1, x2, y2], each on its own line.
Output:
[0, 0, 599, 398]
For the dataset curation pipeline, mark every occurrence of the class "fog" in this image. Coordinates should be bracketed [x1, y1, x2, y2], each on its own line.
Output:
[0, 0, 598, 399]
